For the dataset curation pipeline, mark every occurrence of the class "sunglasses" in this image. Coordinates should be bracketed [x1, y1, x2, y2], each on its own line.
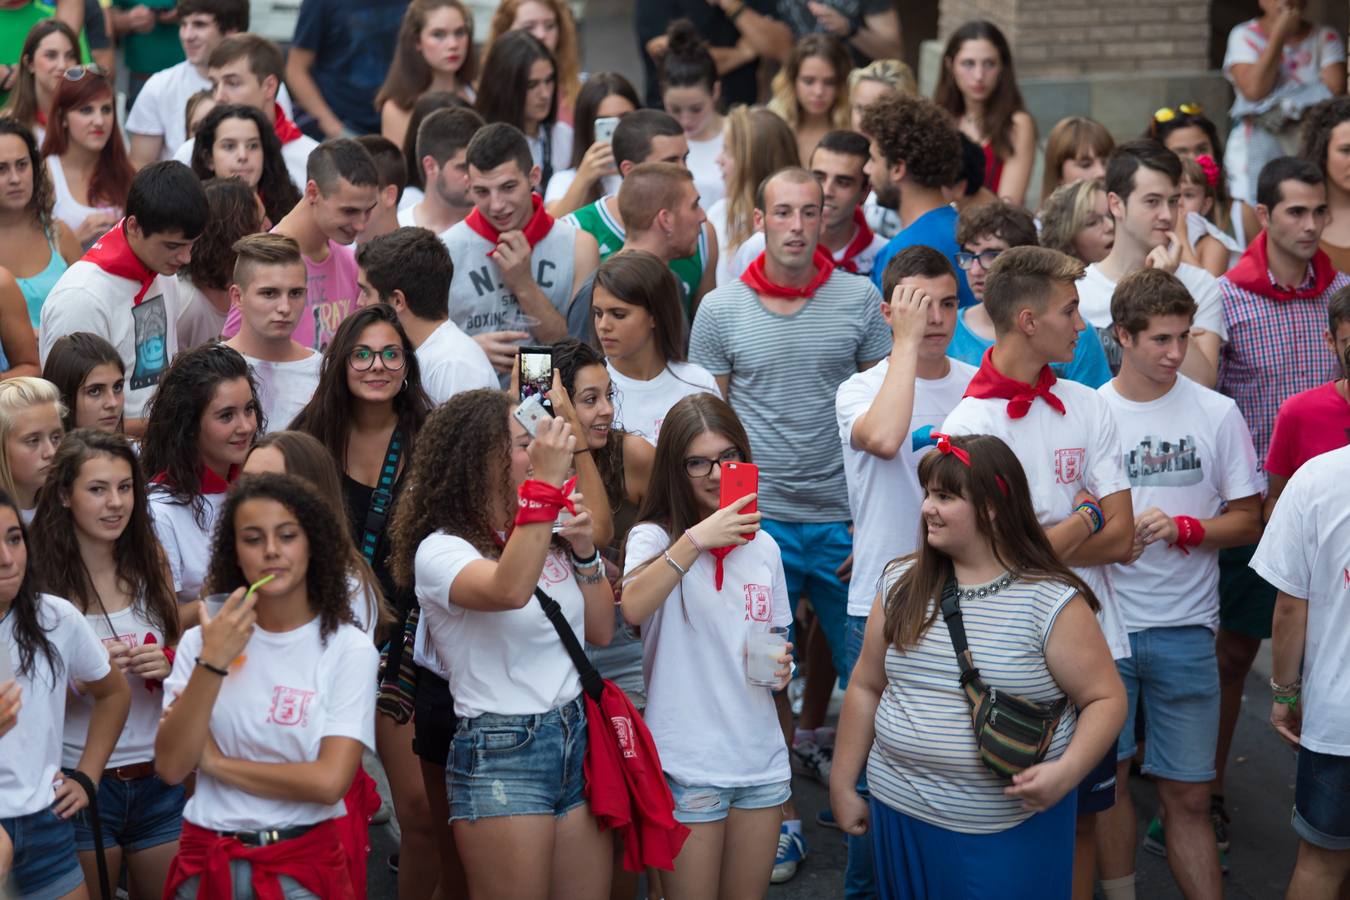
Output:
[1152, 103, 1203, 124]
[63, 64, 109, 82]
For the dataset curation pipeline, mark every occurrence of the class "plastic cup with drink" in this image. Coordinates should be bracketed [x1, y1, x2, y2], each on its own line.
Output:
[745, 625, 789, 688]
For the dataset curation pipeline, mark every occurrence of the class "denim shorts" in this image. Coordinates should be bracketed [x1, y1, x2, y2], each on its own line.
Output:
[447, 694, 588, 823]
[66, 768, 186, 852]
[1113, 626, 1220, 782]
[760, 518, 853, 686]
[0, 808, 84, 900]
[1294, 747, 1350, 850]
[174, 860, 319, 899]
[667, 777, 791, 824]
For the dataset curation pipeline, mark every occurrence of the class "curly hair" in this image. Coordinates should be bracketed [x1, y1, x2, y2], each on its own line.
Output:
[861, 93, 962, 189]
[0, 117, 55, 232]
[179, 178, 264, 295]
[190, 104, 300, 226]
[141, 343, 260, 527]
[30, 429, 180, 645]
[767, 34, 852, 132]
[1302, 97, 1350, 184]
[290, 304, 431, 473]
[551, 338, 625, 512]
[485, 0, 580, 110]
[388, 389, 513, 586]
[204, 473, 357, 643]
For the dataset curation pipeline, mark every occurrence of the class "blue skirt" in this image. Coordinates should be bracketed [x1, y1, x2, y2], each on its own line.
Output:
[870, 791, 1076, 900]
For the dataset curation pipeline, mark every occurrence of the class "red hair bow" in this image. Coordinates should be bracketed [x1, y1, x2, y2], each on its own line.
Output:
[1195, 154, 1221, 190]
[932, 432, 971, 466]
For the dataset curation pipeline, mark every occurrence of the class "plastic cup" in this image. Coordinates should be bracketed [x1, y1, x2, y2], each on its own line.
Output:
[501, 313, 540, 344]
[746, 626, 788, 687]
[202, 593, 231, 618]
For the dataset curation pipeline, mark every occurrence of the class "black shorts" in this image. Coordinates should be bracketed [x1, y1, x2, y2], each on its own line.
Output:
[411, 665, 456, 768]
[1076, 747, 1118, 815]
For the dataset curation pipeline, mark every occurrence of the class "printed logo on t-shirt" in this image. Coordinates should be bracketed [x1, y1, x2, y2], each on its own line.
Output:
[1343, 567, 1350, 590]
[1054, 448, 1086, 485]
[1124, 434, 1203, 487]
[268, 685, 316, 727]
[130, 294, 169, 390]
[541, 552, 570, 585]
[744, 584, 772, 622]
[101, 633, 140, 651]
[312, 298, 355, 352]
[610, 715, 637, 759]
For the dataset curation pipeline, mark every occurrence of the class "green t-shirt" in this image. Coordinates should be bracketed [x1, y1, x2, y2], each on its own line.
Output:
[0, 1, 90, 105]
[112, 0, 183, 75]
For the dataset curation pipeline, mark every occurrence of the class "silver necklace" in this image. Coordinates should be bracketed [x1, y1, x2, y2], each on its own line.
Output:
[955, 572, 1018, 602]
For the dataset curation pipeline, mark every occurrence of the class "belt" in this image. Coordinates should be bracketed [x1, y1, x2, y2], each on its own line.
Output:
[103, 761, 156, 781]
[217, 822, 320, 847]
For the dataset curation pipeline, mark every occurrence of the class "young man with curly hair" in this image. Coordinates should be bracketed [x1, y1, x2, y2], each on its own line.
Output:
[862, 93, 975, 307]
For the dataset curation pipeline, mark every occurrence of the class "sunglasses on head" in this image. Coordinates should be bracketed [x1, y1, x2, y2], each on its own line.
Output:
[63, 64, 109, 82]
[1152, 103, 1203, 124]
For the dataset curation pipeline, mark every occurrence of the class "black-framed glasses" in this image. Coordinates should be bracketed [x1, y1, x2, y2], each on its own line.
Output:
[63, 64, 108, 82]
[683, 448, 743, 478]
[955, 248, 1003, 271]
[348, 345, 406, 371]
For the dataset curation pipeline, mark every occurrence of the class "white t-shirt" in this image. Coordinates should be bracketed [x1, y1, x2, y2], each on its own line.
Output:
[242, 350, 322, 432]
[148, 489, 227, 602]
[543, 168, 621, 207]
[163, 617, 378, 831]
[174, 131, 318, 195]
[836, 357, 978, 617]
[125, 61, 294, 161]
[623, 522, 792, 787]
[175, 277, 228, 350]
[1099, 376, 1265, 632]
[943, 378, 1132, 659]
[706, 198, 760, 287]
[1076, 263, 1227, 372]
[0, 594, 110, 817]
[526, 121, 574, 183]
[415, 532, 586, 719]
[607, 361, 721, 445]
[685, 132, 725, 211]
[63, 603, 169, 769]
[1250, 444, 1350, 754]
[414, 319, 498, 406]
[398, 186, 424, 212]
[396, 203, 419, 228]
[40, 261, 182, 421]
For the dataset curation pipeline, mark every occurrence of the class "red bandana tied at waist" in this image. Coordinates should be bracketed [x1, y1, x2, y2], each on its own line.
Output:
[1224, 230, 1338, 302]
[273, 104, 303, 145]
[163, 819, 355, 900]
[836, 208, 875, 273]
[83, 220, 156, 304]
[464, 193, 555, 252]
[740, 247, 835, 298]
[964, 347, 1066, 419]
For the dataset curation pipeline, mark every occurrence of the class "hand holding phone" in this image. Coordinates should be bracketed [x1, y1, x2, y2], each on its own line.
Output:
[594, 116, 620, 144]
[513, 394, 550, 437]
[518, 345, 555, 415]
[719, 462, 759, 542]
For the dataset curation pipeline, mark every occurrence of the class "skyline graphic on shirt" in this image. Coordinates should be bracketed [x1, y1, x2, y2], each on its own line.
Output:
[1124, 434, 1204, 487]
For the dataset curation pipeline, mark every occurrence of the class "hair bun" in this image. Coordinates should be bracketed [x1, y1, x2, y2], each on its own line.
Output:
[665, 19, 703, 57]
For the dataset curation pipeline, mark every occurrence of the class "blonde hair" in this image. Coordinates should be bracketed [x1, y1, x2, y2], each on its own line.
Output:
[847, 58, 916, 97]
[485, 0, 580, 109]
[722, 106, 800, 249]
[1037, 178, 1106, 259]
[0, 377, 64, 501]
[983, 246, 1086, 332]
[767, 34, 852, 132]
[1041, 116, 1114, 204]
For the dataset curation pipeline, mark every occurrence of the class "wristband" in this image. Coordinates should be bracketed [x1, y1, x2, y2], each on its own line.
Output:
[1074, 500, 1103, 534]
[197, 658, 229, 677]
[1273, 692, 1301, 706]
[684, 528, 706, 554]
[1170, 515, 1206, 555]
[663, 550, 688, 577]
[516, 477, 578, 527]
[571, 548, 601, 569]
[1271, 676, 1302, 695]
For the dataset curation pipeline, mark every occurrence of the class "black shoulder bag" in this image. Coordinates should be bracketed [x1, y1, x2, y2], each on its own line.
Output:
[368, 430, 418, 725]
[939, 577, 1068, 779]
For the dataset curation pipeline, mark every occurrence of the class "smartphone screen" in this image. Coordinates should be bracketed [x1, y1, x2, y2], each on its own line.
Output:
[719, 461, 758, 541]
[518, 346, 554, 415]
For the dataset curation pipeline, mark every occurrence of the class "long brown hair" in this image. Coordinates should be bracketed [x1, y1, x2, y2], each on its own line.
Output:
[30, 429, 181, 645]
[767, 34, 852, 132]
[485, 0, 580, 110]
[0, 118, 55, 231]
[882, 434, 1098, 650]
[4, 19, 78, 129]
[722, 105, 798, 249]
[376, 0, 478, 114]
[934, 21, 1026, 162]
[41, 69, 135, 210]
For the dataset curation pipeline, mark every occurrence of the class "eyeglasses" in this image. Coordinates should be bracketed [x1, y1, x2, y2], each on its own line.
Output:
[63, 64, 109, 82]
[683, 448, 743, 478]
[1152, 103, 1202, 124]
[348, 345, 406, 371]
[955, 249, 1003, 271]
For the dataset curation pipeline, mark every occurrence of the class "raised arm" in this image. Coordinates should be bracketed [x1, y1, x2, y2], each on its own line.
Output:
[848, 284, 930, 460]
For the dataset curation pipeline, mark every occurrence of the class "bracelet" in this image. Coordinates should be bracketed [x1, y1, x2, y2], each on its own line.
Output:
[1273, 692, 1301, 706]
[571, 548, 601, 569]
[197, 658, 229, 677]
[1271, 676, 1302, 695]
[575, 563, 606, 585]
[663, 550, 688, 577]
[1074, 500, 1104, 534]
[683, 528, 706, 554]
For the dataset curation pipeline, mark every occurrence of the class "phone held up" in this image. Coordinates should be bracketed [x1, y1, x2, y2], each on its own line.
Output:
[718, 461, 758, 541]
[518, 345, 554, 416]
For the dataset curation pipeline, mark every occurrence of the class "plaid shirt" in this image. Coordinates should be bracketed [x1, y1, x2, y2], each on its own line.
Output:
[1218, 266, 1350, 467]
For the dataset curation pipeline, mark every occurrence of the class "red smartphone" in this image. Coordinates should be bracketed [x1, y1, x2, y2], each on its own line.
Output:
[719, 461, 758, 541]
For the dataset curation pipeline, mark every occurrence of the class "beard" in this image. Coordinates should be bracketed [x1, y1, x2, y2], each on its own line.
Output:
[872, 179, 900, 210]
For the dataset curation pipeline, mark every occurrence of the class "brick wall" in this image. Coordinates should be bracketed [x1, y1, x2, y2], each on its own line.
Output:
[936, 0, 1211, 78]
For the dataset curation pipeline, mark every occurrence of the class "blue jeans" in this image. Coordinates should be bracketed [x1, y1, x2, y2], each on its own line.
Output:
[844, 613, 877, 899]
[667, 777, 791, 824]
[67, 769, 185, 852]
[0, 808, 84, 900]
[1113, 626, 1219, 782]
[447, 694, 588, 822]
[760, 519, 853, 687]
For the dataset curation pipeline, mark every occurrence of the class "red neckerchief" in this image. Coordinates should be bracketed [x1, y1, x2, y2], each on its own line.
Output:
[1225, 230, 1338, 301]
[35, 109, 46, 127]
[464, 193, 555, 252]
[272, 103, 303, 145]
[709, 546, 735, 590]
[83, 220, 156, 304]
[150, 465, 239, 493]
[836, 207, 875, 273]
[740, 247, 835, 298]
[964, 347, 1066, 419]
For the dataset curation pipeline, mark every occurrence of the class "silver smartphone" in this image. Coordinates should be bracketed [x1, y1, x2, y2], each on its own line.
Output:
[513, 393, 550, 437]
[594, 116, 620, 144]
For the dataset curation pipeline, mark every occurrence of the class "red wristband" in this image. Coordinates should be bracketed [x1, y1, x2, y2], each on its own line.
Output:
[1170, 515, 1206, 555]
[515, 477, 578, 526]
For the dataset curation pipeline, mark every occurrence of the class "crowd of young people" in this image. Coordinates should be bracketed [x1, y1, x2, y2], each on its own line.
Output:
[0, 0, 1349, 898]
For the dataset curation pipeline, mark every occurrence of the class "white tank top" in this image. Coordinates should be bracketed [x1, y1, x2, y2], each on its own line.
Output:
[442, 216, 578, 336]
[47, 154, 121, 248]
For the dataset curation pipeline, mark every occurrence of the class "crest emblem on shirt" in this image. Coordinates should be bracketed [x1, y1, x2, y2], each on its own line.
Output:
[744, 584, 772, 622]
[268, 686, 316, 727]
[541, 552, 569, 585]
[1054, 448, 1086, 485]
